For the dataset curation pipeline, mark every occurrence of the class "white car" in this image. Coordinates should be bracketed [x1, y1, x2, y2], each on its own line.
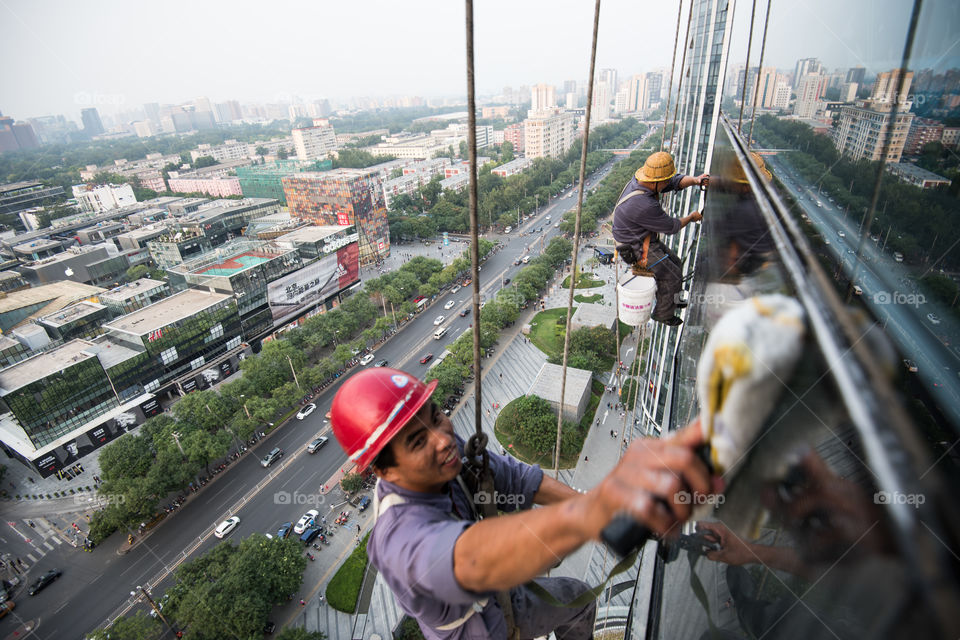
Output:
[927, 313, 941, 325]
[450, 285, 461, 294]
[294, 509, 319, 535]
[214, 516, 240, 539]
[296, 403, 316, 420]
[359, 353, 375, 366]
[434, 315, 445, 325]
[444, 300, 456, 310]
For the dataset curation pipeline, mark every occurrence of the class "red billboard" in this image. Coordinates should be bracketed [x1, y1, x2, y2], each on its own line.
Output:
[266, 242, 360, 324]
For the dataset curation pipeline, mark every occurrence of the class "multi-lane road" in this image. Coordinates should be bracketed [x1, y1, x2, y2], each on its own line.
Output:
[0, 150, 633, 638]
[767, 156, 960, 426]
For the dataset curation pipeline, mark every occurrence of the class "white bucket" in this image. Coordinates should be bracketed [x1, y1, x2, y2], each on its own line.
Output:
[617, 273, 656, 326]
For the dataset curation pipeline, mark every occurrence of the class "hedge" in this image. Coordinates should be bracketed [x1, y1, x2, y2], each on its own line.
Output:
[326, 532, 371, 613]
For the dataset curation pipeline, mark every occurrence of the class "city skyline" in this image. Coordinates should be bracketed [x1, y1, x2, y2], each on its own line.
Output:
[3, 0, 958, 123]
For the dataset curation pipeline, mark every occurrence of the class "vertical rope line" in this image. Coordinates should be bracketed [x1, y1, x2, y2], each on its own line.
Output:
[661, 0, 685, 152]
[553, 0, 601, 478]
[463, 0, 483, 437]
[747, 0, 773, 147]
[668, 0, 696, 155]
[737, 0, 758, 133]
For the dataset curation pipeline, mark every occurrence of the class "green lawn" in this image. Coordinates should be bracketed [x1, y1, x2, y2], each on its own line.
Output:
[574, 293, 603, 303]
[528, 307, 574, 357]
[561, 273, 605, 289]
[326, 532, 370, 613]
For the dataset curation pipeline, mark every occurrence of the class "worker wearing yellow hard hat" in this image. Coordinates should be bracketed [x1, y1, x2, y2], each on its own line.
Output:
[612, 151, 709, 326]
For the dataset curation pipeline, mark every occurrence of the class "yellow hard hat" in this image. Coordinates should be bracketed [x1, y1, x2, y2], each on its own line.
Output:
[635, 151, 677, 183]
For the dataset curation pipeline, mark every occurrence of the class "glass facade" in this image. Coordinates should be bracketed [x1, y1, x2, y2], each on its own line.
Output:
[4, 354, 118, 448]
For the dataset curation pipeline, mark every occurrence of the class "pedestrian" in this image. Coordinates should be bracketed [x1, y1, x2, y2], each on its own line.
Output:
[357, 524, 361, 534]
[584, 456, 589, 463]
[300, 599, 305, 606]
[499, 372, 502, 380]
[326, 367, 714, 639]
[610, 430, 615, 438]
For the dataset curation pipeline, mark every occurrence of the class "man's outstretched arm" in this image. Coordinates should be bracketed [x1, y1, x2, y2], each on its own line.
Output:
[453, 425, 714, 592]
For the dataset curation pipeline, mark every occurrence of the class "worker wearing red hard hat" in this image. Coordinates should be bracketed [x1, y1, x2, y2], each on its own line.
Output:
[330, 367, 714, 639]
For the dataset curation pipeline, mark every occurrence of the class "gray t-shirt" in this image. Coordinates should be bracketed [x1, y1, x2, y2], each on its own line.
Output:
[611, 174, 686, 245]
[367, 438, 544, 639]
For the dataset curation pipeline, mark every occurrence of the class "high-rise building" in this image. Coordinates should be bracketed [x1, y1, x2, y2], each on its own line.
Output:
[627, 74, 646, 112]
[846, 66, 866, 85]
[753, 67, 779, 108]
[81, 107, 104, 136]
[645, 71, 663, 108]
[282, 169, 389, 266]
[794, 73, 827, 118]
[530, 84, 556, 112]
[905, 118, 946, 155]
[143, 102, 161, 124]
[833, 69, 915, 163]
[772, 77, 792, 110]
[600, 68, 618, 93]
[839, 82, 859, 102]
[503, 123, 525, 154]
[292, 119, 338, 161]
[592, 82, 612, 121]
[523, 109, 574, 159]
[793, 58, 822, 88]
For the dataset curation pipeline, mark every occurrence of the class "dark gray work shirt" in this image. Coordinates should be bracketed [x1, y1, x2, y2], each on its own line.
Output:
[367, 438, 544, 639]
[611, 174, 687, 245]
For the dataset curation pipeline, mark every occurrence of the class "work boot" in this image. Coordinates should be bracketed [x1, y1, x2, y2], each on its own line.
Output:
[656, 316, 683, 326]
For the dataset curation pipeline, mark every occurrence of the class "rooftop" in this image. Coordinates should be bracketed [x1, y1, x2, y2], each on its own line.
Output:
[85, 335, 145, 369]
[274, 225, 350, 245]
[0, 281, 104, 315]
[99, 278, 166, 303]
[104, 288, 231, 336]
[888, 162, 950, 182]
[116, 225, 168, 240]
[0, 339, 97, 394]
[38, 300, 106, 327]
[0, 181, 44, 195]
[528, 363, 592, 405]
[13, 237, 61, 252]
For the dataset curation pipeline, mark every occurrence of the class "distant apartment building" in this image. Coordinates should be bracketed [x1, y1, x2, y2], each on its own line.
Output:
[905, 118, 946, 155]
[942, 127, 960, 148]
[481, 106, 512, 119]
[846, 66, 866, 85]
[191, 140, 251, 163]
[772, 78, 791, 110]
[531, 84, 556, 112]
[833, 68, 915, 163]
[793, 58, 823, 88]
[626, 74, 645, 112]
[839, 82, 859, 103]
[591, 82, 612, 121]
[503, 123, 525, 154]
[794, 73, 828, 118]
[645, 72, 663, 109]
[491, 157, 533, 178]
[524, 109, 575, 159]
[292, 120, 338, 160]
[167, 175, 243, 197]
[71, 183, 137, 213]
[367, 133, 447, 159]
[886, 163, 951, 189]
[283, 169, 389, 265]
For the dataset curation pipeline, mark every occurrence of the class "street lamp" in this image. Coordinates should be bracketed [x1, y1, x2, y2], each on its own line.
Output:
[239, 395, 251, 419]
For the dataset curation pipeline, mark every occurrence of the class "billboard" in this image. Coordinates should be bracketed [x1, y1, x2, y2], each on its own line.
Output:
[267, 243, 359, 323]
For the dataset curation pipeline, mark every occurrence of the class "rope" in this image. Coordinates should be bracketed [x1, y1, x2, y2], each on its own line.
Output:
[747, 0, 773, 147]
[660, 0, 685, 152]
[552, 0, 602, 478]
[463, 0, 483, 443]
[737, 0, 758, 133]
[667, 0, 695, 156]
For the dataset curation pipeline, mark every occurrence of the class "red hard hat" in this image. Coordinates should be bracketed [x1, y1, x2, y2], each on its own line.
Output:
[330, 367, 438, 471]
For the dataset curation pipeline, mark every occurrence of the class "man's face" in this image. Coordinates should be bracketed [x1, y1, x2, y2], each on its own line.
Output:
[377, 399, 462, 493]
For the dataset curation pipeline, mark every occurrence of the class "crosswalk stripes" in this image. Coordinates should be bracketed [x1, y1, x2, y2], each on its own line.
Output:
[26, 554, 37, 564]
[43, 542, 54, 551]
[51, 536, 62, 545]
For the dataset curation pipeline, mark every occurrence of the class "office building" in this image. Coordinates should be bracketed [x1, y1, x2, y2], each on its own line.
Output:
[530, 84, 556, 112]
[833, 68, 915, 162]
[283, 169, 389, 266]
[503, 123, 525, 154]
[98, 278, 170, 316]
[793, 58, 822, 88]
[292, 120, 338, 161]
[0, 116, 39, 153]
[846, 66, 866, 85]
[627, 75, 646, 112]
[794, 73, 828, 118]
[81, 108, 105, 136]
[72, 183, 137, 213]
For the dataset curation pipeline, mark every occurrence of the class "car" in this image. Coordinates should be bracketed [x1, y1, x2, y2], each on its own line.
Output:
[214, 517, 240, 539]
[374, 359, 388, 367]
[451, 285, 461, 294]
[514, 258, 522, 266]
[545, 215, 551, 221]
[300, 526, 321, 544]
[264, 621, 277, 635]
[261, 447, 283, 468]
[904, 359, 919, 373]
[294, 509, 319, 535]
[459, 308, 470, 317]
[503, 278, 511, 285]
[277, 522, 293, 539]
[434, 315, 445, 325]
[0, 601, 14, 620]
[307, 437, 328, 453]
[296, 403, 316, 420]
[837, 231, 845, 238]
[420, 353, 434, 364]
[359, 353, 375, 366]
[28, 569, 62, 596]
[357, 495, 372, 511]
[462, 278, 472, 286]
[554, 222, 560, 228]
[444, 300, 456, 310]
[927, 313, 941, 325]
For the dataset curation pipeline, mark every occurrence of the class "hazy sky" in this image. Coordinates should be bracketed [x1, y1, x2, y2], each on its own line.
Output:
[2, 0, 957, 121]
